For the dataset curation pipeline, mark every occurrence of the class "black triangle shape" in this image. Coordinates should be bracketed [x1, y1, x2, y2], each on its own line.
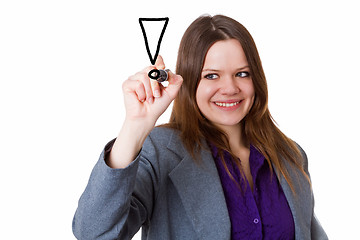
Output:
[139, 17, 169, 65]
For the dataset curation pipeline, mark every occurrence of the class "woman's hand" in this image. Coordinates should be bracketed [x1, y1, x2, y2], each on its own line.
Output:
[108, 56, 183, 169]
[122, 55, 183, 130]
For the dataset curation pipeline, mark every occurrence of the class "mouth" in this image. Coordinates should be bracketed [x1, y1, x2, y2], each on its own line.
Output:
[214, 100, 242, 108]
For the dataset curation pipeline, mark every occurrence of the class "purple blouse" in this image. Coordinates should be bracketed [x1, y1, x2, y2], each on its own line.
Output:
[210, 144, 295, 240]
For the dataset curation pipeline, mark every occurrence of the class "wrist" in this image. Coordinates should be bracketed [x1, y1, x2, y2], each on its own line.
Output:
[121, 120, 153, 146]
[107, 119, 154, 169]
[122, 118, 154, 141]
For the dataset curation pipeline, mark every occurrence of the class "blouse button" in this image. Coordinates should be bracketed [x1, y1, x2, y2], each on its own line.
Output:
[253, 218, 259, 224]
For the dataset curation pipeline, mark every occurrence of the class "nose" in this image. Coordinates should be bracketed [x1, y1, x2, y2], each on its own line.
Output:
[219, 76, 240, 95]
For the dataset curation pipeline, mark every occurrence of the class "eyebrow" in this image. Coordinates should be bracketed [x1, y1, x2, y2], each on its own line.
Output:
[202, 65, 250, 72]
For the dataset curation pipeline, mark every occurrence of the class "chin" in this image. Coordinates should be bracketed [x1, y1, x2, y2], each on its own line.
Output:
[213, 119, 243, 129]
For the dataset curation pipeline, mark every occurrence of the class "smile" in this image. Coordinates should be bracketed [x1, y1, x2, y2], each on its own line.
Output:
[214, 101, 241, 107]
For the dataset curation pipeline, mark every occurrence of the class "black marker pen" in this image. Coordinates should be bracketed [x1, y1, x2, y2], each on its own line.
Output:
[148, 69, 170, 82]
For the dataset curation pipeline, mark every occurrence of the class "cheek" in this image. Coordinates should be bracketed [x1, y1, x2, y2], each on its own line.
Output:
[244, 80, 256, 106]
[196, 81, 214, 105]
[246, 80, 255, 98]
[195, 83, 201, 106]
[241, 80, 255, 110]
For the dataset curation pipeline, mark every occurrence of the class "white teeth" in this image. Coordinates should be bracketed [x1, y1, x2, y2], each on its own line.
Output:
[215, 101, 240, 107]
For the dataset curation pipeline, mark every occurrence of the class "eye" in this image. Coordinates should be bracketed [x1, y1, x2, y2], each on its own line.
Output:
[236, 71, 250, 78]
[204, 73, 219, 80]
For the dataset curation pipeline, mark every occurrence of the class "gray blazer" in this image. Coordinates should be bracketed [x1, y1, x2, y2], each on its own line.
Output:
[73, 127, 328, 240]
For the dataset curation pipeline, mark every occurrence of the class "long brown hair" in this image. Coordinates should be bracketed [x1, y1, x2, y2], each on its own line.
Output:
[164, 14, 309, 192]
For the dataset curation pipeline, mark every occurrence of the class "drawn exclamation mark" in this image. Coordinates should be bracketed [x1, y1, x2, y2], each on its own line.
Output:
[139, 17, 169, 65]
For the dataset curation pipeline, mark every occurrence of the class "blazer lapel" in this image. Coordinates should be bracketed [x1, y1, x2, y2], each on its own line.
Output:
[274, 160, 313, 240]
[167, 132, 231, 240]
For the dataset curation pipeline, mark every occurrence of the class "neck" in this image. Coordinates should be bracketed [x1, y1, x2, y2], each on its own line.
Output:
[219, 123, 249, 152]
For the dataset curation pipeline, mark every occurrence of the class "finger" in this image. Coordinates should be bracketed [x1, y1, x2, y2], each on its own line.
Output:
[168, 71, 183, 87]
[141, 65, 156, 74]
[128, 71, 154, 103]
[135, 65, 156, 81]
[164, 71, 183, 99]
[155, 55, 165, 70]
[122, 79, 146, 103]
[151, 78, 161, 98]
[139, 72, 154, 103]
[134, 81, 146, 103]
[143, 64, 163, 99]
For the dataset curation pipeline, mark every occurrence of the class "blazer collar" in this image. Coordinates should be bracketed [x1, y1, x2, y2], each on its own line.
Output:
[167, 131, 231, 240]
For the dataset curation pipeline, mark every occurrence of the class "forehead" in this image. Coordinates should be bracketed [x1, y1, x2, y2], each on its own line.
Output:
[203, 39, 248, 70]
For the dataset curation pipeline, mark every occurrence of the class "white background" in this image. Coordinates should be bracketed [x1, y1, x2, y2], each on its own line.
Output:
[1, 0, 359, 239]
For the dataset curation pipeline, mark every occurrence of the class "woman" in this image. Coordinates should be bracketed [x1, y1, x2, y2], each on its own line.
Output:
[73, 15, 328, 239]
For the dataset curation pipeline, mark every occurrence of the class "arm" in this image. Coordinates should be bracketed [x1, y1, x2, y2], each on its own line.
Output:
[72, 140, 142, 239]
[72, 137, 159, 239]
[72, 56, 183, 239]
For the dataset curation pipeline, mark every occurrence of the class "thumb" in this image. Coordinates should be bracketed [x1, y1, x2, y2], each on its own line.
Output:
[164, 71, 183, 99]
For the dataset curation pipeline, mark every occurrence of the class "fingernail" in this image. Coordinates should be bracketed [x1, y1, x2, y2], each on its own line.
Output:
[154, 90, 160, 98]
[148, 97, 154, 104]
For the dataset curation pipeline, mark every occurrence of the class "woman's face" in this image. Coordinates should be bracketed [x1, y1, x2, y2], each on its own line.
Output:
[196, 39, 255, 132]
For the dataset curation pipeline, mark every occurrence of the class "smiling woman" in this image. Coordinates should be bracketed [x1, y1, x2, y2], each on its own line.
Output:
[196, 39, 255, 133]
[73, 14, 328, 240]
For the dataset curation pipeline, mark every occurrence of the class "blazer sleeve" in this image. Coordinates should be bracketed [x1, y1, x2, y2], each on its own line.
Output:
[298, 145, 329, 240]
[72, 137, 159, 240]
[311, 213, 328, 240]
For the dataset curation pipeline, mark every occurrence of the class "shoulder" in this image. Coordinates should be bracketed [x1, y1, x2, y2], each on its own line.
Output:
[141, 126, 186, 159]
[148, 126, 180, 142]
[145, 126, 184, 151]
[293, 142, 309, 173]
[145, 127, 181, 150]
